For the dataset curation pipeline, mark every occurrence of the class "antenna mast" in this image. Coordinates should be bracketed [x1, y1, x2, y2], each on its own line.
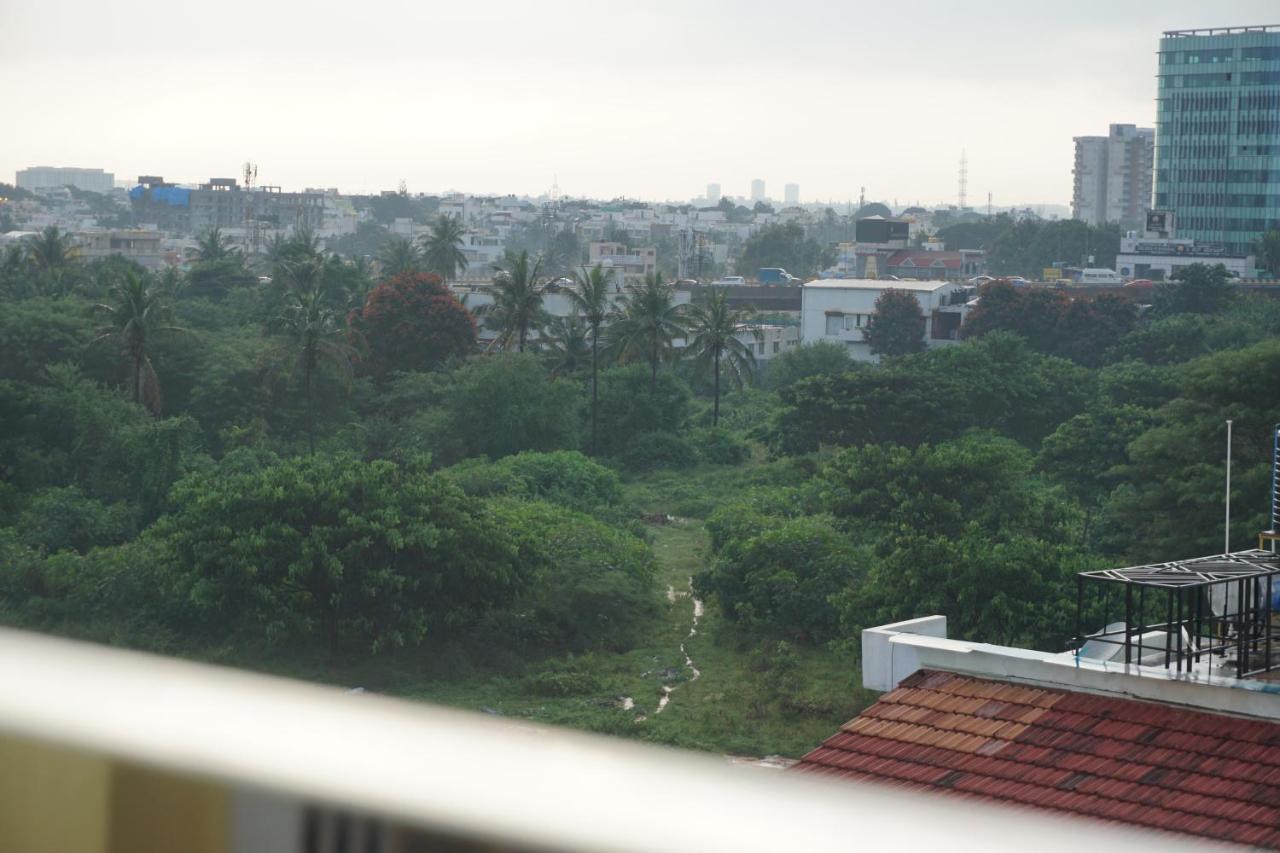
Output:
[958, 150, 968, 209]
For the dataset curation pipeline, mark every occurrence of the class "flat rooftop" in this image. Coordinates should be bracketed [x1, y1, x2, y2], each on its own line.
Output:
[803, 278, 954, 292]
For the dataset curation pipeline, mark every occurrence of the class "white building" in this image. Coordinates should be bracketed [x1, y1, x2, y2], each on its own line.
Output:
[750, 179, 765, 204]
[737, 323, 799, 364]
[1116, 235, 1255, 281]
[706, 183, 721, 207]
[16, 166, 115, 194]
[799, 279, 970, 362]
[784, 184, 799, 206]
[1071, 124, 1154, 228]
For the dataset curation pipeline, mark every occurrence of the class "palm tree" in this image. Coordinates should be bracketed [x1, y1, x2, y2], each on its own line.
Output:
[421, 214, 469, 281]
[195, 227, 236, 262]
[27, 226, 78, 274]
[93, 269, 182, 414]
[683, 288, 760, 426]
[271, 259, 358, 455]
[378, 237, 422, 278]
[541, 312, 591, 377]
[483, 250, 547, 352]
[571, 264, 614, 455]
[609, 272, 687, 393]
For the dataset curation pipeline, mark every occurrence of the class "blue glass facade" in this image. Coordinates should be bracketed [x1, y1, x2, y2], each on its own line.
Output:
[1155, 26, 1280, 255]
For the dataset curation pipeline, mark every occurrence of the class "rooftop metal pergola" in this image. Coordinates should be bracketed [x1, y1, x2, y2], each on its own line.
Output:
[1075, 550, 1280, 679]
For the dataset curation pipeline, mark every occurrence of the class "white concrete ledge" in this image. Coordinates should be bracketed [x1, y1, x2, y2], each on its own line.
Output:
[862, 615, 1280, 721]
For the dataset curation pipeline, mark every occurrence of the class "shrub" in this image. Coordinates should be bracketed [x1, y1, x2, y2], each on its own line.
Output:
[489, 499, 660, 653]
[695, 515, 860, 642]
[689, 427, 751, 465]
[444, 451, 621, 513]
[614, 431, 698, 472]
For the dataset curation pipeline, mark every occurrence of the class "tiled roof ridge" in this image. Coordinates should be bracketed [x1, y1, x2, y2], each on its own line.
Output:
[902, 670, 1280, 747]
[872, 686, 1280, 771]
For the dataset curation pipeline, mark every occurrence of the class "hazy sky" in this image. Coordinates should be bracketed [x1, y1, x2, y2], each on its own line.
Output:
[5, 1, 1277, 206]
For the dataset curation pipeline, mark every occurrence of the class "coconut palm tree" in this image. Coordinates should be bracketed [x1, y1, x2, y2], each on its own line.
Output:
[270, 259, 358, 455]
[571, 264, 614, 455]
[378, 237, 422, 278]
[195, 227, 236, 262]
[93, 269, 183, 414]
[541, 311, 591, 377]
[27, 226, 78, 274]
[421, 214, 469, 281]
[609, 272, 687, 393]
[483, 250, 547, 352]
[683, 288, 760, 426]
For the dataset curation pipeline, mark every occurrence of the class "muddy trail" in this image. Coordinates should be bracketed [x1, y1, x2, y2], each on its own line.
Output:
[627, 577, 703, 722]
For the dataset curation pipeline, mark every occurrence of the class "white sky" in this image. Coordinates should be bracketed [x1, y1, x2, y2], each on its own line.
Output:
[4, 1, 1277, 206]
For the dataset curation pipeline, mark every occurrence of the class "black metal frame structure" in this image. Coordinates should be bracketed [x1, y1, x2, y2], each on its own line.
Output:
[1074, 550, 1280, 679]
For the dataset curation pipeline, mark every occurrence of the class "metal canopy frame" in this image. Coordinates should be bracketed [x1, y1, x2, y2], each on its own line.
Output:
[1075, 550, 1280, 680]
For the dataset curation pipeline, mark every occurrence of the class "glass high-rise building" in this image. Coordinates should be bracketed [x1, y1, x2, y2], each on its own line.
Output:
[1155, 25, 1280, 255]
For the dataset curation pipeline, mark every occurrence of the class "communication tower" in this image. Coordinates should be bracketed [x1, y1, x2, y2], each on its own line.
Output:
[958, 150, 968, 209]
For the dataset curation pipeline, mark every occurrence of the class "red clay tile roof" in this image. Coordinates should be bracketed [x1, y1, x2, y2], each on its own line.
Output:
[794, 670, 1280, 848]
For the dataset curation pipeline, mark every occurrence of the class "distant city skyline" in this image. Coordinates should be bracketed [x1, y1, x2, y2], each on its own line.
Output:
[6, 1, 1278, 206]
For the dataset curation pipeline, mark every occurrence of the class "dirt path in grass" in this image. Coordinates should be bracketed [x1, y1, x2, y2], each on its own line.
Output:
[626, 521, 705, 721]
[654, 577, 703, 715]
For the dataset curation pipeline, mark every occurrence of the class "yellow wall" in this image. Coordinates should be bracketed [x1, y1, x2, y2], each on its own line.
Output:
[108, 763, 227, 853]
[0, 735, 228, 853]
[0, 734, 111, 853]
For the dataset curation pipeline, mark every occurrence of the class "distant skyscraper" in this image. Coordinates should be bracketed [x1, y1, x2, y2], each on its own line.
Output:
[750, 179, 765, 203]
[15, 166, 115, 194]
[1071, 124, 1154, 228]
[707, 183, 721, 206]
[1155, 25, 1280, 254]
[784, 183, 800, 205]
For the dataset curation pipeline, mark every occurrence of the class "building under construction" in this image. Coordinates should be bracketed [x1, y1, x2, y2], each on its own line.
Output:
[128, 175, 325, 236]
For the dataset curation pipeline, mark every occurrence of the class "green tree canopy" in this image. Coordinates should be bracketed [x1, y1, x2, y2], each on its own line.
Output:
[735, 222, 832, 279]
[155, 454, 524, 654]
[864, 289, 926, 358]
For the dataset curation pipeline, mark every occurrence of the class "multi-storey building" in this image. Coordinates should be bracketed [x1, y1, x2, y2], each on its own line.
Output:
[16, 166, 115, 194]
[1071, 124, 1154, 228]
[1155, 24, 1280, 255]
[750, 179, 765, 203]
[784, 183, 800, 206]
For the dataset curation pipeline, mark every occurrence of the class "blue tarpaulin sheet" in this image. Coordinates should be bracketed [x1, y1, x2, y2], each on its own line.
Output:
[130, 185, 189, 207]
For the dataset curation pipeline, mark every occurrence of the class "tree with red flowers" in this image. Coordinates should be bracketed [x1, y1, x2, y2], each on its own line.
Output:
[360, 271, 476, 377]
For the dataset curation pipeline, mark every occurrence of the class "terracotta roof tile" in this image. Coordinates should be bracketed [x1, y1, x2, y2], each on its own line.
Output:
[794, 670, 1280, 847]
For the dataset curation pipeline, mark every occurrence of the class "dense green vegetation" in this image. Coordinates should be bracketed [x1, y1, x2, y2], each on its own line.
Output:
[1, 238, 1275, 757]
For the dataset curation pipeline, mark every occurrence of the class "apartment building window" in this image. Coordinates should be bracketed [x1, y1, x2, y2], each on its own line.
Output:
[772, 341, 780, 354]
[825, 314, 842, 335]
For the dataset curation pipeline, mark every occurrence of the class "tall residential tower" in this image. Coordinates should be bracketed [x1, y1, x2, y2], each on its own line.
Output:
[1155, 25, 1280, 254]
[1071, 124, 1154, 228]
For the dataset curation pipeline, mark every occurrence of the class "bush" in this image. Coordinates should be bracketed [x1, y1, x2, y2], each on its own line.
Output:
[153, 454, 525, 654]
[14, 486, 136, 554]
[427, 354, 582, 464]
[689, 427, 751, 465]
[695, 515, 860, 642]
[522, 667, 601, 697]
[595, 365, 691, 455]
[444, 451, 621, 513]
[614, 431, 698, 472]
[489, 499, 660, 653]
